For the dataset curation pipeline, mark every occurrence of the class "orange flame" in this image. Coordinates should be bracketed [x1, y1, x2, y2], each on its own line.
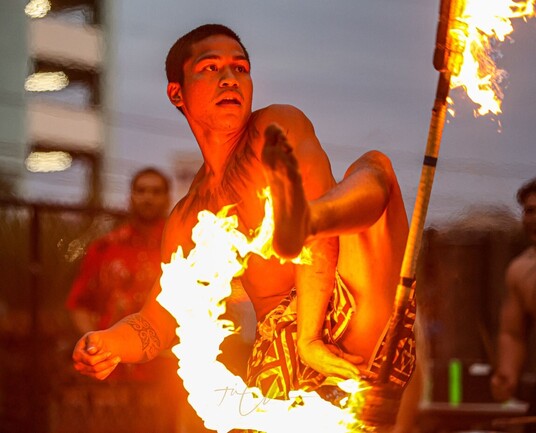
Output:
[448, 0, 535, 115]
[157, 188, 369, 433]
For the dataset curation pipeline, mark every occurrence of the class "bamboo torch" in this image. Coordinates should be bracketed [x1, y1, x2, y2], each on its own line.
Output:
[377, 0, 466, 384]
[359, 0, 468, 426]
[376, 0, 535, 388]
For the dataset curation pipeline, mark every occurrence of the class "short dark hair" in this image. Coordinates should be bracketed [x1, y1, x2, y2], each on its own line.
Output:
[516, 177, 536, 206]
[131, 167, 170, 193]
[165, 24, 250, 85]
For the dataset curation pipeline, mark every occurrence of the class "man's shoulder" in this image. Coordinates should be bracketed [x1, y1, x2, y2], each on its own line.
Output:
[506, 247, 536, 292]
[509, 247, 536, 271]
[251, 104, 310, 132]
[249, 104, 316, 152]
[255, 103, 302, 114]
[238, 105, 306, 157]
[253, 104, 305, 120]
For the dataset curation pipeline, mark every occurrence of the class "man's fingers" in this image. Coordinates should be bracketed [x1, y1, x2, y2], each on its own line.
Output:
[324, 355, 362, 380]
[341, 360, 362, 380]
[342, 352, 365, 366]
[74, 355, 121, 377]
[301, 341, 370, 382]
[92, 358, 121, 380]
[491, 373, 514, 401]
[72, 331, 121, 380]
[73, 334, 108, 364]
[84, 333, 103, 355]
[95, 365, 120, 381]
[330, 363, 361, 381]
[329, 362, 374, 383]
[326, 344, 364, 366]
[83, 351, 116, 367]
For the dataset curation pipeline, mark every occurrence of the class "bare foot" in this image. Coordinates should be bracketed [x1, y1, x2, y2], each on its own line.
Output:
[262, 124, 310, 259]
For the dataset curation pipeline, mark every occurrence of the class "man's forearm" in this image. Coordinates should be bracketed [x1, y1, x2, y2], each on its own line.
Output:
[296, 236, 339, 347]
[496, 332, 526, 380]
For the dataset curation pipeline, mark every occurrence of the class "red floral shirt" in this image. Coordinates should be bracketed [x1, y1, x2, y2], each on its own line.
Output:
[66, 219, 168, 381]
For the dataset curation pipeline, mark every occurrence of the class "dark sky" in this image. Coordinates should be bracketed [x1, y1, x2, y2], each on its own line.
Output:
[108, 0, 536, 224]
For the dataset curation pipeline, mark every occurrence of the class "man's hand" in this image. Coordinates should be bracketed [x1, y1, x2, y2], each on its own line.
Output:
[298, 339, 366, 381]
[491, 370, 516, 402]
[72, 331, 121, 380]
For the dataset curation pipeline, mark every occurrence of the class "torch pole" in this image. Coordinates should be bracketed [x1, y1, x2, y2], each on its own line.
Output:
[377, 70, 451, 384]
[376, 0, 465, 385]
[360, 0, 466, 419]
[359, 64, 455, 427]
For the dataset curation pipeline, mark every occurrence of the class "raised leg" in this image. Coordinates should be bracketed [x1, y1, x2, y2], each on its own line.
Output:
[262, 124, 311, 259]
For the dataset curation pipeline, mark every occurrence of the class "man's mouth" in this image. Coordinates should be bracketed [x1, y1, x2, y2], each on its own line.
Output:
[216, 96, 241, 106]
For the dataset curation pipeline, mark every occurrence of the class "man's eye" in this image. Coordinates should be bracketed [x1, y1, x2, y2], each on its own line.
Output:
[204, 65, 218, 72]
[236, 65, 248, 73]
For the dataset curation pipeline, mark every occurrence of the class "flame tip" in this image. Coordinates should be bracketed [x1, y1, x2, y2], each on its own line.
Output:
[447, 0, 535, 116]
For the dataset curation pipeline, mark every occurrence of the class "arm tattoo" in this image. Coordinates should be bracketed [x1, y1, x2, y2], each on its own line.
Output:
[124, 314, 161, 361]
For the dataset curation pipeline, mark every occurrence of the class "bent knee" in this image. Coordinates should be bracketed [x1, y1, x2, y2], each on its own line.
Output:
[343, 150, 394, 179]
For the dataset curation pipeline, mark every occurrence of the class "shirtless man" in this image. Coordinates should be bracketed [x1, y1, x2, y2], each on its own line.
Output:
[72, 24, 418, 429]
[491, 178, 536, 418]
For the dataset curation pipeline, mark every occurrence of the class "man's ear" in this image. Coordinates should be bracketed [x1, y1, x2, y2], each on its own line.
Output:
[167, 82, 183, 107]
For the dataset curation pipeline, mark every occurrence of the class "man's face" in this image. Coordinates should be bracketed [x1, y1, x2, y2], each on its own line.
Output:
[171, 34, 253, 132]
[130, 173, 170, 223]
[522, 192, 536, 245]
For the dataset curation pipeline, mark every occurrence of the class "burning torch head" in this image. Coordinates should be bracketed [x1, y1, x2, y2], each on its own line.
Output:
[433, 0, 467, 75]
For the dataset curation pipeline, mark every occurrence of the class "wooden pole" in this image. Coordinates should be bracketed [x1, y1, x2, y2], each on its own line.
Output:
[376, 0, 466, 387]
[378, 69, 451, 384]
[358, 1, 470, 427]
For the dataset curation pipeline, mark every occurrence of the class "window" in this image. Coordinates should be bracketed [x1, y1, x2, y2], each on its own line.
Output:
[48, 0, 102, 26]
[26, 60, 100, 108]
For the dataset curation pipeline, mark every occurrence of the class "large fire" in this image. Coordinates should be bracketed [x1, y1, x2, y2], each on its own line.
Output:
[157, 189, 368, 433]
[447, 0, 535, 115]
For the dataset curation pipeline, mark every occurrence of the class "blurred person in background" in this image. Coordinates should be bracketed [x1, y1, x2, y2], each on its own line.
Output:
[491, 177, 536, 433]
[66, 167, 185, 433]
[67, 167, 170, 335]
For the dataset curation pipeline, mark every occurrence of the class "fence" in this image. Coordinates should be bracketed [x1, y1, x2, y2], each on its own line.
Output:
[0, 199, 126, 433]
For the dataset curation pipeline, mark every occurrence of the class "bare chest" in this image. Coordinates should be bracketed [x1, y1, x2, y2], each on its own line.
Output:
[169, 162, 294, 317]
[516, 260, 536, 317]
[174, 162, 270, 250]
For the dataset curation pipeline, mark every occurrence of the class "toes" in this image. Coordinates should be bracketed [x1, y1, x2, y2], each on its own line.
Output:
[264, 123, 284, 144]
[263, 124, 291, 153]
[262, 144, 278, 169]
[262, 124, 298, 174]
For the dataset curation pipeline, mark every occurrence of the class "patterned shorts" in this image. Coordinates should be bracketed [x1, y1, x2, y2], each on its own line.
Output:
[246, 272, 416, 399]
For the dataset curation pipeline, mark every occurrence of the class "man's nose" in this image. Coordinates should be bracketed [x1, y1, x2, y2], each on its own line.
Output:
[219, 66, 239, 87]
